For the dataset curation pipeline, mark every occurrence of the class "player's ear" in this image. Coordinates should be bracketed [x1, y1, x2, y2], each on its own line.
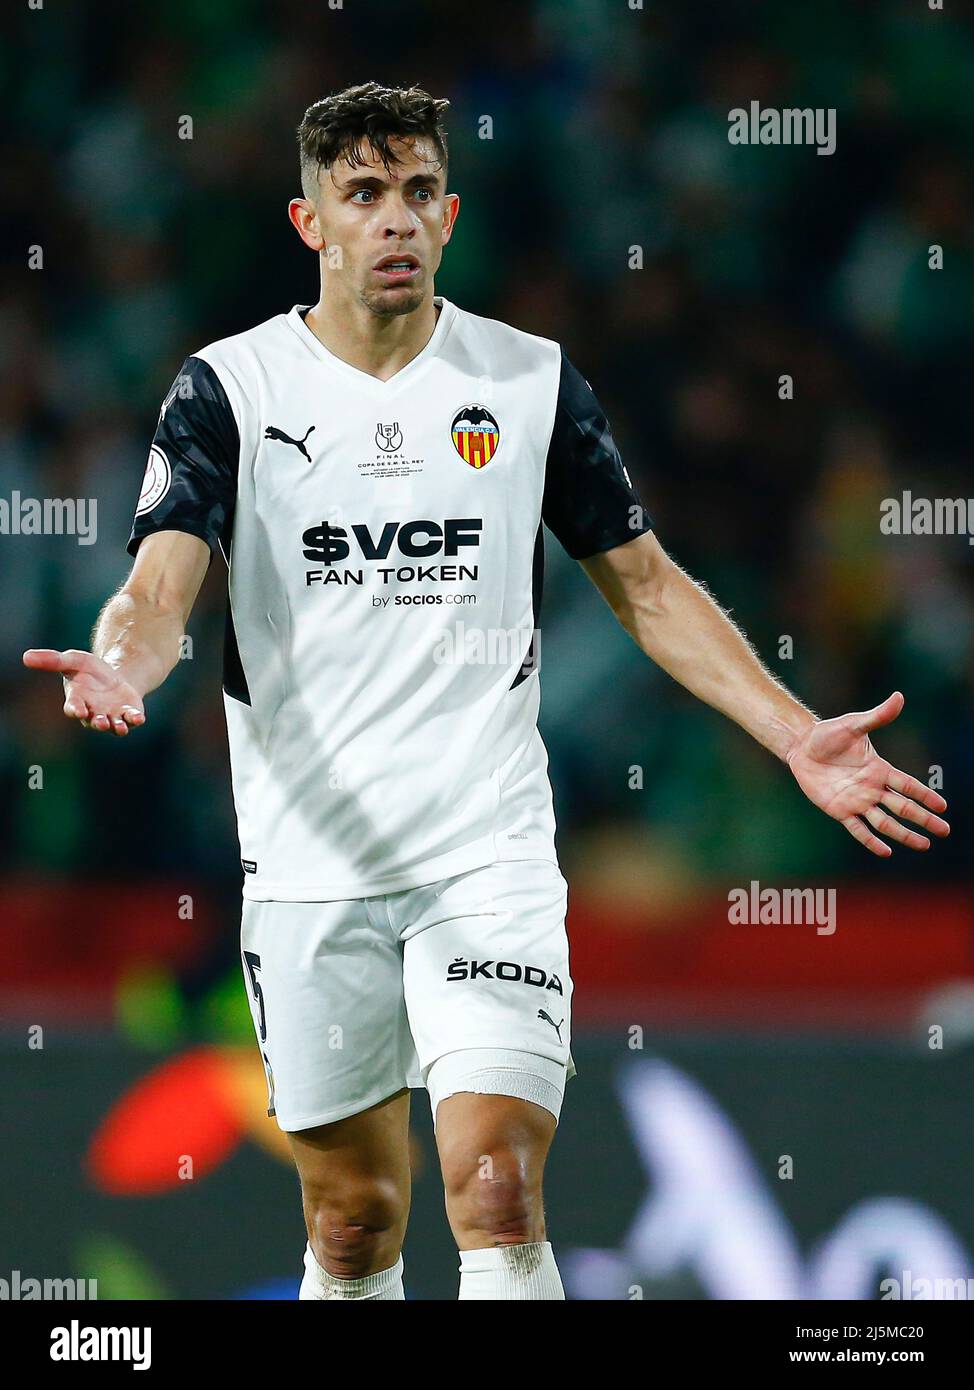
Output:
[288, 198, 325, 252]
[441, 192, 460, 246]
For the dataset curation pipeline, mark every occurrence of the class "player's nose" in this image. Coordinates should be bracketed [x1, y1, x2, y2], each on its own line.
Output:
[381, 220, 416, 241]
[381, 200, 417, 239]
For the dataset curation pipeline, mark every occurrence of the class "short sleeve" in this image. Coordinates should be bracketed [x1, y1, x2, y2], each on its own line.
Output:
[127, 355, 239, 558]
[541, 349, 653, 560]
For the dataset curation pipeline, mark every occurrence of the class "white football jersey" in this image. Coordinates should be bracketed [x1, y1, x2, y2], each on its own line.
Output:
[128, 297, 652, 900]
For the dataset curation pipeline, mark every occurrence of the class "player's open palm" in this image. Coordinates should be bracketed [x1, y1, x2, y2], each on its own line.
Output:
[22, 648, 146, 736]
[785, 690, 949, 856]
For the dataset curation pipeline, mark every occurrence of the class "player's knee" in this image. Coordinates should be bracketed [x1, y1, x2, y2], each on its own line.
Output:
[304, 1177, 405, 1278]
[443, 1148, 542, 1243]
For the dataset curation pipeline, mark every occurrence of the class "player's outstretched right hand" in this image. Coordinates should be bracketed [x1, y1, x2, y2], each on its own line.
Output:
[22, 649, 146, 736]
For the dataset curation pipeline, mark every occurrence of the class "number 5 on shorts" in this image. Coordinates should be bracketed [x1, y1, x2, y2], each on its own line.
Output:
[243, 950, 267, 1043]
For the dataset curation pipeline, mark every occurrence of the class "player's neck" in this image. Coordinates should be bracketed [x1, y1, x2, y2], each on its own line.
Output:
[303, 291, 440, 383]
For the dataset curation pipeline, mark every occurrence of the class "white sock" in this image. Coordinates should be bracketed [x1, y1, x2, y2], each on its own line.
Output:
[458, 1241, 565, 1300]
[298, 1242, 405, 1300]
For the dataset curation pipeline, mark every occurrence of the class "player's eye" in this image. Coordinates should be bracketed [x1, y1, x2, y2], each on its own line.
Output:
[413, 187, 434, 202]
[350, 189, 376, 203]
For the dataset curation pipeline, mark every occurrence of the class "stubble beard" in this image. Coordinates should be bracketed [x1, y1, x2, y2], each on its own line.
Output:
[358, 282, 427, 319]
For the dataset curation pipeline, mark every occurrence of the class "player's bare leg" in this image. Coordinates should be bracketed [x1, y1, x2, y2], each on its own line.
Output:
[288, 1089, 412, 1299]
[434, 1092, 565, 1299]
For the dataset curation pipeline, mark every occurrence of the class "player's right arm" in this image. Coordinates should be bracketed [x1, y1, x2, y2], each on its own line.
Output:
[23, 530, 210, 735]
[23, 353, 239, 735]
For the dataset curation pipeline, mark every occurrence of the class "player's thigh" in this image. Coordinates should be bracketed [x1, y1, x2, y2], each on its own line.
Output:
[240, 897, 416, 1133]
[434, 1090, 557, 1197]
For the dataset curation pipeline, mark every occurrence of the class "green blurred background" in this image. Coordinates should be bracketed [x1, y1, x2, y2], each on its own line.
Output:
[1, 0, 973, 1299]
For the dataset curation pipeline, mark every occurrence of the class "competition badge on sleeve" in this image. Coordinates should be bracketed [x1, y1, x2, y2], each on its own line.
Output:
[136, 446, 172, 515]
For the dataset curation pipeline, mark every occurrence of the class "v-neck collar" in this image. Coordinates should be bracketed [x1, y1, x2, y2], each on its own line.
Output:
[285, 295, 456, 393]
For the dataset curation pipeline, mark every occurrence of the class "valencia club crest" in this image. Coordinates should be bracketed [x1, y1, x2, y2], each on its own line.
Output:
[451, 404, 500, 469]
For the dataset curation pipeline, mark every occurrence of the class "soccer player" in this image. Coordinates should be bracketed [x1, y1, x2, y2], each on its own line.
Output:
[24, 83, 949, 1301]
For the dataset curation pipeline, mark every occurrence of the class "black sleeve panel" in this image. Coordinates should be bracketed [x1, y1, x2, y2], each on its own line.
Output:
[127, 356, 239, 559]
[541, 349, 653, 560]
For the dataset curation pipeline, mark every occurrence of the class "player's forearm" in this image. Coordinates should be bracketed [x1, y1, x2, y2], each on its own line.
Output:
[91, 587, 186, 699]
[616, 561, 817, 762]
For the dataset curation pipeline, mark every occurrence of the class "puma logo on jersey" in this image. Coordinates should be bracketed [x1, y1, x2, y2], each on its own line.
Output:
[265, 424, 315, 460]
[538, 1009, 564, 1041]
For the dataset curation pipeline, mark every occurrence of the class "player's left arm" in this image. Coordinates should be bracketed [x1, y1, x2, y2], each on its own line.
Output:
[580, 530, 950, 857]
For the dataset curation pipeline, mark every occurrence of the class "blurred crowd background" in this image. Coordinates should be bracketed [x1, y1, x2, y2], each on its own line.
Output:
[3, 0, 973, 909]
[2, 0, 974, 1299]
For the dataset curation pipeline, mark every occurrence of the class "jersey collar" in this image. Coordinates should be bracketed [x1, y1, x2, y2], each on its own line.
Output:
[284, 296, 456, 394]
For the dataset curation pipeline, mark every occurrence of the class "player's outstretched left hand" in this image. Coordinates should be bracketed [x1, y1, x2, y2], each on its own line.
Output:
[785, 691, 950, 857]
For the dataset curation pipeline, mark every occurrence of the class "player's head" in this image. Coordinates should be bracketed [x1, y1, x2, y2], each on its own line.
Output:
[289, 82, 459, 318]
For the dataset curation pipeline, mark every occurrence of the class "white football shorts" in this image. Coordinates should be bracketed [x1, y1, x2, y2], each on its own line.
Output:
[239, 858, 575, 1132]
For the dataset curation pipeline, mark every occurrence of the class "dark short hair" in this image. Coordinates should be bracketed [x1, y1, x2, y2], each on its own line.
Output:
[297, 82, 450, 196]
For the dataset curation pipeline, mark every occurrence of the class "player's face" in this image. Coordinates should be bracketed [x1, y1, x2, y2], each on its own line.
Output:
[311, 137, 458, 318]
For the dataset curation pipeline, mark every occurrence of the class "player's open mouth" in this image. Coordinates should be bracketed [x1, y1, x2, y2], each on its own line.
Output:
[374, 255, 420, 283]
